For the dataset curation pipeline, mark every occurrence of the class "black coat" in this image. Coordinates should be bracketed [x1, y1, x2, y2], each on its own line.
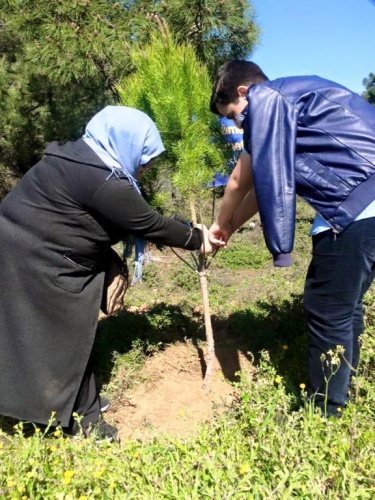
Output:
[0, 140, 200, 427]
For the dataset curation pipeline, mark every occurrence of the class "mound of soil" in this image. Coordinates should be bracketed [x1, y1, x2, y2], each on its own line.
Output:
[108, 341, 253, 441]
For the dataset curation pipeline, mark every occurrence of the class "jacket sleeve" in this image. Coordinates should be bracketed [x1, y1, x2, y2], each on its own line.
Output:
[247, 83, 299, 266]
[90, 179, 202, 251]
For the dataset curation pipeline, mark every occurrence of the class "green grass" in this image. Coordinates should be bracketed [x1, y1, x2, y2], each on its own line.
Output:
[1, 342, 374, 499]
[1, 200, 375, 499]
[215, 234, 270, 270]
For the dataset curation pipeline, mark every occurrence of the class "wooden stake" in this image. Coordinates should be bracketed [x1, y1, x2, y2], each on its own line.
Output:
[190, 198, 198, 227]
[199, 253, 215, 390]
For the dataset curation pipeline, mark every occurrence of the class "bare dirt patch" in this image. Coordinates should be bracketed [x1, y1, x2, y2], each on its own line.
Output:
[108, 341, 253, 442]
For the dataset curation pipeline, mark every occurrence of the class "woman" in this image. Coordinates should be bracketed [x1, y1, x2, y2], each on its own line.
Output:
[0, 106, 209, 440]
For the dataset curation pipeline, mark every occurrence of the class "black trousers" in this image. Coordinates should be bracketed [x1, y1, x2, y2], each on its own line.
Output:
[304, 217, 375, 416]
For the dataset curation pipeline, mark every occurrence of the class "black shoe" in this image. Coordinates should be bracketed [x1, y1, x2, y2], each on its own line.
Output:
[99, 396, 110, 413]
[89, 419, 118, 442]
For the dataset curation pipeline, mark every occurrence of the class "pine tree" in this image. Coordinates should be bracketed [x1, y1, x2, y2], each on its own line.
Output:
[117, 20, 224, 219]
[143, 0, 260, 77]
[0, 0, 145, 180]
[117, 22, 226, 388]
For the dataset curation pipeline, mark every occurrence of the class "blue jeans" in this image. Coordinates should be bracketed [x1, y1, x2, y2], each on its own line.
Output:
[303, 217, 375, 416]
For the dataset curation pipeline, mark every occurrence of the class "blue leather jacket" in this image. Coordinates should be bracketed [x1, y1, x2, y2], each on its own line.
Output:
[242, 76, 375, 266]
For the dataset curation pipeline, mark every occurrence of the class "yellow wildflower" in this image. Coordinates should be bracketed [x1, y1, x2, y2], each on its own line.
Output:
[63, 470, 75, 485]
[54, 429, 62, 437]
[274, 375, 282, 384]
[299, 383, 306, 390]
[93, 467, 105, 479]
[239, 463, 250, 475]
[7, 480, 15, 488]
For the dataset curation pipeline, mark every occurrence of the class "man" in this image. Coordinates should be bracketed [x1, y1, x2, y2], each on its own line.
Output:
[208, 60, 375, 416]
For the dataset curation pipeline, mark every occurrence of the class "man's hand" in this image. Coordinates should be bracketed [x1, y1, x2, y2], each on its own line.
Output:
[195, 224, 214, 254]
[208, 220, 232, 248]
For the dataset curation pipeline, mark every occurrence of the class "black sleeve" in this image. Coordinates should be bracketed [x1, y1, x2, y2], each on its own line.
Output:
[90, 177, 202, 251]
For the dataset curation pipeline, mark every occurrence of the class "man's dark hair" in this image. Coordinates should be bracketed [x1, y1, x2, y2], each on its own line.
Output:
[210, 60, 268, 114]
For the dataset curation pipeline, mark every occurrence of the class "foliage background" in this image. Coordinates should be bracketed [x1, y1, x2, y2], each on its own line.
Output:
[0, 0, 258, 197]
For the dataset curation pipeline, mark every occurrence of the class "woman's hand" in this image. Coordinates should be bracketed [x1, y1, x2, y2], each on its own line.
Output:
[195, 224, 214, 254]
